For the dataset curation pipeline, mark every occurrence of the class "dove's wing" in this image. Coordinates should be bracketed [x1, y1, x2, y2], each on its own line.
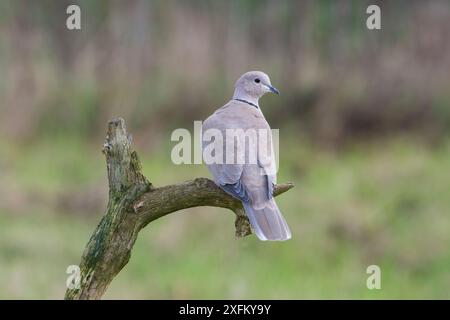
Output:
[202, 102, 248, 202]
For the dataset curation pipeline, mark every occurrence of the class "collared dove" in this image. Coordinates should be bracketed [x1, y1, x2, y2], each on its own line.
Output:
[202, 71, 291, 241]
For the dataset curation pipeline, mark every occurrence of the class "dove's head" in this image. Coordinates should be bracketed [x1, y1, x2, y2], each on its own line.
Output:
[233, 71, 279, 102]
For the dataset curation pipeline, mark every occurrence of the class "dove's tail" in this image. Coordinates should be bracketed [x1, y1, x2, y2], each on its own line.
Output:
[243, 199, 291, 241]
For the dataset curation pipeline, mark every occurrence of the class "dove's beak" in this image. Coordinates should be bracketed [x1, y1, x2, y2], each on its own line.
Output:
[266, 84, 280, 95]
[269, 85, 280, 95]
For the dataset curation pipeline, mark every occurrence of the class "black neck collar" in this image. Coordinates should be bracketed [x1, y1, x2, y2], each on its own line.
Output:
[234, 98, 259, 109]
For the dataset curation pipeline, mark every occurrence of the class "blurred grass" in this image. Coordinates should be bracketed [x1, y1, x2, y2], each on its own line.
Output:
[1, 135, 449, 299]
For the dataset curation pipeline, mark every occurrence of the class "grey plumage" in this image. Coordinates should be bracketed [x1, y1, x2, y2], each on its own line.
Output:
[202, 71, 291, 241]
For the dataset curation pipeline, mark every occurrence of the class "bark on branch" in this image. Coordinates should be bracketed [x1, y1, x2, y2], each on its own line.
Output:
[64, 118, 294, 300]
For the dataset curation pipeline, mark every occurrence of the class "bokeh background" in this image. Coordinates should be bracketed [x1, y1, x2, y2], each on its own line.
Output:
[1, 0, 450, 299]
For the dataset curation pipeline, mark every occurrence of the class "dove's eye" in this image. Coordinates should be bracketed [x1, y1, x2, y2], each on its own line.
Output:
[254, 78, 260, 83]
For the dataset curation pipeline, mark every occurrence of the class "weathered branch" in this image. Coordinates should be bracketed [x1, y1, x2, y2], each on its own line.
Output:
[135, 178, 294, 235]
[64, 118, 294, 300]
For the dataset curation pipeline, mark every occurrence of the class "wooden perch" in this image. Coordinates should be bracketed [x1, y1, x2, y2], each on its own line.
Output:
[64, 118, 294, 300]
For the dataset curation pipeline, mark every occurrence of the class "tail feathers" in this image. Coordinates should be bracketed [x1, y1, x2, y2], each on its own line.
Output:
[243, 199, 291, 241]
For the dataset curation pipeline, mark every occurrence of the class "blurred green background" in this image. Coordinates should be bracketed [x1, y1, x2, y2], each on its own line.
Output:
[1, 0, 450, 299]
